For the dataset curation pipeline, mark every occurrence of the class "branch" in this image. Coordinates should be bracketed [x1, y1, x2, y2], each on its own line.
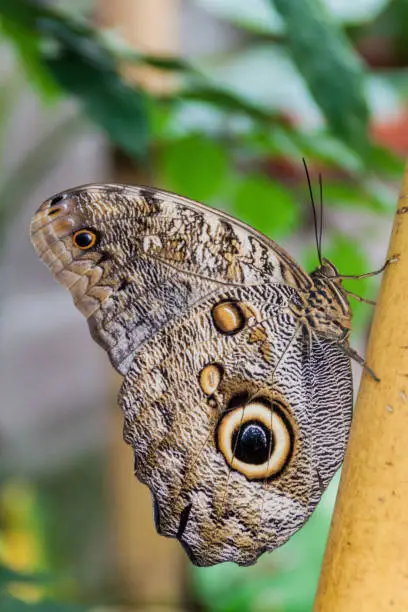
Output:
[314, 161, 408, 609]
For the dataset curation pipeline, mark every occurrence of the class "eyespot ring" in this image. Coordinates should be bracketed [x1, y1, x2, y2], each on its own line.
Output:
[72, 229, 98, 250]
[216, 398, 294, 480]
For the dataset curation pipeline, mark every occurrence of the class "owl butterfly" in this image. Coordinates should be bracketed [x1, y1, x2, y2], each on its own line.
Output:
[31, 180, 357, 567]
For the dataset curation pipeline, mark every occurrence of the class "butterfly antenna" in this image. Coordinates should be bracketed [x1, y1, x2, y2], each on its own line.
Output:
[302, 158, 322, 266]
[318, 173, 324, 263]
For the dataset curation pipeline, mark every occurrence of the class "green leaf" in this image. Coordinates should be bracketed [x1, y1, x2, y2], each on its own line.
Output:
[279, 128, 365, 174]
[160, 135, 229, 202]
[271, 0, 370, 155]
[194, 0, 388, 30]
[233, 175, 299, 238]
[194, 0, 283, 34]
[102, 36, 194, 72]
[154, 99, 231, 141]
[0, 0, 149, 159]
[197, 44, 319, 126]
[48, 54, 149, 159]
[180, 85, 276, 123]
[321, 179, 396, 213]
[367, 144, 405, 178]
[0, 2, 60, 101]
[39, 18, 149, 159]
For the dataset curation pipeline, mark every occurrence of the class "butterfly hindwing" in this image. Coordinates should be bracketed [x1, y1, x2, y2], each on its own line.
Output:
[119, 282, 352, 566]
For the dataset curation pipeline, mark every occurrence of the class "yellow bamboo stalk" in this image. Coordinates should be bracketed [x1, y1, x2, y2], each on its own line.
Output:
[314, 162, 408, 611]
[97, 0, 184, 607]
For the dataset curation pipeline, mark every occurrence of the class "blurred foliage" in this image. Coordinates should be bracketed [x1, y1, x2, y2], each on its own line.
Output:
[0, 483, 90, 611]
[0, 0, 407, 611]
[0, 0, 405, 170]
[195, 0, 391, 30]
[0, 0, 149, 158]
[0, 460, 107, 611]
[273, 0, 369, 155]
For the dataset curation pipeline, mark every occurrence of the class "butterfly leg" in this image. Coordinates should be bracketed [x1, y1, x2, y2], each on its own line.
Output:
[345, 345, 380, 382]
[334, 256, 398, 281]
[345, 290, 376, 306]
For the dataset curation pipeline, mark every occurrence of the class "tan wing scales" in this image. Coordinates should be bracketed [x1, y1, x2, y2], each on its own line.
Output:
[30, 183, 353, 566]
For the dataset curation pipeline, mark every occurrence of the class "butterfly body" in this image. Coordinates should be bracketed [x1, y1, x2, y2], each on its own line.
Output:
[30, 184, 352, 566]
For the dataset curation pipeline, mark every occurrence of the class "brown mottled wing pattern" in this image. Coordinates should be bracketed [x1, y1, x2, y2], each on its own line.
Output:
[30, 184, 312, 374]
[30, 184, 352, 566]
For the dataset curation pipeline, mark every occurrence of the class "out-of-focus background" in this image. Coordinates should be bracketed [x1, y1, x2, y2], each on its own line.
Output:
[0, 1, 407, 610]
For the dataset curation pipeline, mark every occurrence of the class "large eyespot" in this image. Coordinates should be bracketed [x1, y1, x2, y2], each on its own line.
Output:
[72, 229, 98, 250]
[216, 398, 294, 480]
[211, 300, 246, 335]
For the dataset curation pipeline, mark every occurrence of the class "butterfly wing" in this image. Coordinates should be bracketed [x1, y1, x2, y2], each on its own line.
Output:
[120, 283, 352, 566]
[30, 183, 352, 566]
[30, 184, 311, 374]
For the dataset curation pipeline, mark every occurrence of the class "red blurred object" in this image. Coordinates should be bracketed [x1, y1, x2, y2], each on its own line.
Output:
[371, 107, 408, 156]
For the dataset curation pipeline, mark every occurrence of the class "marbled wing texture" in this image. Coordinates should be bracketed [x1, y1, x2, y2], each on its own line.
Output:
[30, 184, 353, 566]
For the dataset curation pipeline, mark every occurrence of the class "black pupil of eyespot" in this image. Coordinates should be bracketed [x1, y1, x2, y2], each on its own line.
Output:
[232, 421, 273, 465]
[75, 231, 94, 248]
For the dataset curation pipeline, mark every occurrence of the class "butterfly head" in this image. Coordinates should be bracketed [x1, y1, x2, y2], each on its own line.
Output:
[315, 257, 339, 279]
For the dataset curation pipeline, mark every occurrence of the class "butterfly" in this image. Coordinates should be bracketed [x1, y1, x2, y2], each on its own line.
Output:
[30, 179, 360, 566]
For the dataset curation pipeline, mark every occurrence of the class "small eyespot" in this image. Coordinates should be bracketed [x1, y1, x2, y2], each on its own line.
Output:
[199, 363, 224, 396]
[47, 207, 61, 217]
[73, 229, 98, 250]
